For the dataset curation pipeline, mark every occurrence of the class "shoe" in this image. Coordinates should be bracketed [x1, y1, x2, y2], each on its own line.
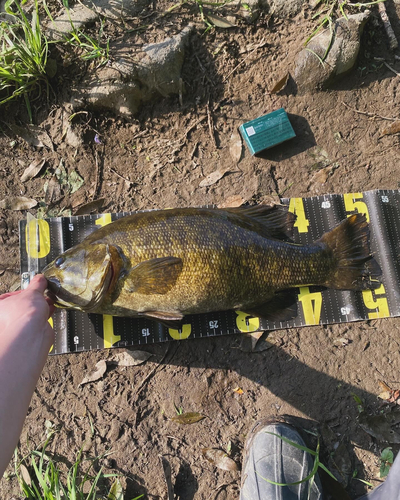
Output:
[240, 418, 324, 500]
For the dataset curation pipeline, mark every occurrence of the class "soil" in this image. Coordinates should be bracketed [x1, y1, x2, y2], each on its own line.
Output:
[2, 1, 400, 498]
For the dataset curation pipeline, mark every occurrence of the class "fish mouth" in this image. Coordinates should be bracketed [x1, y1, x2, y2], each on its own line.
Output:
[46, 276, 61, 294]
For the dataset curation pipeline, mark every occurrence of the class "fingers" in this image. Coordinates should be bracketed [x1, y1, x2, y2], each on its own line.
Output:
[27, 274, 48, 294]
[45, 297, 56, 318]
[0, 290, 22, 301]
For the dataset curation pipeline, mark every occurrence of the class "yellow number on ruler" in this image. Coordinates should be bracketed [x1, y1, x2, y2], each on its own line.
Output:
[235, 311, 260, 332]
[343, 193, 370, 222]
[25, 219, 50, 258]
[298, 287, 323, 325]
[95, 215, 120, 347]
[103, 314, 121, 348]
[363, 284, 390, 319]
[49, 317, 54, 353]
[288, 198, 310, 233]
[168, 324, 192, 340]
[95, 214, 112, 227]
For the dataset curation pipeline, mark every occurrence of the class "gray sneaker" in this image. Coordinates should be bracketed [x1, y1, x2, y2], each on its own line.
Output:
[240, 419, 324, 500]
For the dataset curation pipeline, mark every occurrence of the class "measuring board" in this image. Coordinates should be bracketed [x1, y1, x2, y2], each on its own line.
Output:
[19, 190, 400, 355]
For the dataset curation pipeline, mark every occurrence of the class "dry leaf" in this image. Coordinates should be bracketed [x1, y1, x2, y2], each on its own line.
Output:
[378, 380, 393, 392]
[0, 196, 37, 210]
[229, 130, 243, 163]
[20, 159, 46, 183]
[108, 478, 124, 500]
[382, 121, 400, 136]
[10, 124, 54, 150]
[218, 195, 245, 208]
[79, 360, 107, 386]
[74, 198, 105, 215]
[170, 412, 206, 424]
[206, 13, 236, 28]
[379, 390, 393, 401]
[199, 168, 230, 188]
[202, 448, 239, 471]
[233, 387, 244, 395]
[19, 464, 32, 486]
[110, 350, 152, 367]
[270, 72, 290, 94]
[44, 178, 62, 205]
[390, 389, 400, 403]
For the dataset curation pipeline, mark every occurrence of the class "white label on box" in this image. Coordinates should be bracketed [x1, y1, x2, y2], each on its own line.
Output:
[246, 126, 256, 137]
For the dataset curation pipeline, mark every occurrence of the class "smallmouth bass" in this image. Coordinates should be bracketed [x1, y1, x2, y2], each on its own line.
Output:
[43, 205, 381, 324]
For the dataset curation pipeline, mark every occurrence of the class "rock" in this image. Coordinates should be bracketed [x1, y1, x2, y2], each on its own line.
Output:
[294, 11, 370, 92]
[71, 25, 193, 116]
[47, 4, 97, 40]
[261, 0, 304, 17]
[81, 0, 149, 20]
[47, 0, 149, 39]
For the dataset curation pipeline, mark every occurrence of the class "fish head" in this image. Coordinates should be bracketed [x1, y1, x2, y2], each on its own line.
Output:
[43, 243, 116, 311]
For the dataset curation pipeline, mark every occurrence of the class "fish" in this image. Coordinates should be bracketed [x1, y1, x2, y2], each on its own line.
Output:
[42, 205, 381, 325]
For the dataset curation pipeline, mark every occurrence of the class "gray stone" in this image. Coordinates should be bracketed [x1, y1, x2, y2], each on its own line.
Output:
[46, 0, 149, 40]
[47, 4, 97, 41]
[70, 25, 193, 116]
[81, 0, 149, 20]
[261, 0, 304, 17]
[294, 11, 370, 92]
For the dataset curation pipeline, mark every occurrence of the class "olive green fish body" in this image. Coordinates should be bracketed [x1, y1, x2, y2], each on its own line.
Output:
[43, 207, 381, 322]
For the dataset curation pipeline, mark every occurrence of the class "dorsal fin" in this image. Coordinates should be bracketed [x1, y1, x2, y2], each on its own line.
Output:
[224, 204, 295, 240]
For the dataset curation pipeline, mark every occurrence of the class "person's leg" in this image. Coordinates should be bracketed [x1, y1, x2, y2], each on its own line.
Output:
[240, 419, 324, 500]
[359, 452, 400, 500]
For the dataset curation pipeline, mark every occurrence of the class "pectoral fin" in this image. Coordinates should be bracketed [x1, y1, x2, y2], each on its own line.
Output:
[126, 257, 183, 295]
[144, 311, 184, 322]
[243, 289, 298, 322]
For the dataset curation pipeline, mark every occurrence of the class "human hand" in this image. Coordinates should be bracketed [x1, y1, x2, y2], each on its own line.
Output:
[0, 274, 54, 351]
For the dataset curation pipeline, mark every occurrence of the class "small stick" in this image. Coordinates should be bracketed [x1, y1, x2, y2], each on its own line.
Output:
[378, 1, 398, 50]
[207, 103, 217, 149]
[341, 101, 397, 121]
[109, 167, 133, 185]
[375, 57, 400, 76]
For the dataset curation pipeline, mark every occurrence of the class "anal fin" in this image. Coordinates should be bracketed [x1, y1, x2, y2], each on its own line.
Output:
[242, 289, 298, 323]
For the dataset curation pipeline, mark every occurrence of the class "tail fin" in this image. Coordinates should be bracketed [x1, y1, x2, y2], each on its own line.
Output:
[318, 213, 381, 291]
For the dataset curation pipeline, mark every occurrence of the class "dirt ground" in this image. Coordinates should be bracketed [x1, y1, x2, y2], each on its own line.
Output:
[2, 1, 400, 498]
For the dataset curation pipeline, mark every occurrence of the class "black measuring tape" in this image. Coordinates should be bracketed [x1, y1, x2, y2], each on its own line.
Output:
[19, 190, 399, 355]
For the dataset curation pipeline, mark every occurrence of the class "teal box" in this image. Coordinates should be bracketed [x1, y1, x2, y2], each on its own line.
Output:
[239, 108, 296, 155]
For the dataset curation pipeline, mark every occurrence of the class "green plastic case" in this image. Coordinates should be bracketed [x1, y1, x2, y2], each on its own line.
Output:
[239, 108, 296, 155]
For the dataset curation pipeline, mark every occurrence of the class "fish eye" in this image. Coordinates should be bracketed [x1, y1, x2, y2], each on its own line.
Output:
[55, 257, 65, 268]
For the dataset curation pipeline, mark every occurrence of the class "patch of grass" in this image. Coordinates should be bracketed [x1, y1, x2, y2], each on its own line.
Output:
[306, 0, 385, 60]
[165, 0, 235, 33]
[13, 427, 143, 500]
[0, 0, 49, 119]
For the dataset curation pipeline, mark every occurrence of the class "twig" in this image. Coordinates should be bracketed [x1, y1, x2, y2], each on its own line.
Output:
[92, 149, 100, 201]
[207, 102, 217, 149]
[378, 1, 398, 50]
[375, 57, 400, 76]
[341, 101, 397, 121]
[109, 167, 134, 185]
[383, 61, 400, 76]
[223, 38, 267, 83]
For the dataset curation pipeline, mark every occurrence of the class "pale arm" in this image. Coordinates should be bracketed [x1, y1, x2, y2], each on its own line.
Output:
[0, 275, 54, 478]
